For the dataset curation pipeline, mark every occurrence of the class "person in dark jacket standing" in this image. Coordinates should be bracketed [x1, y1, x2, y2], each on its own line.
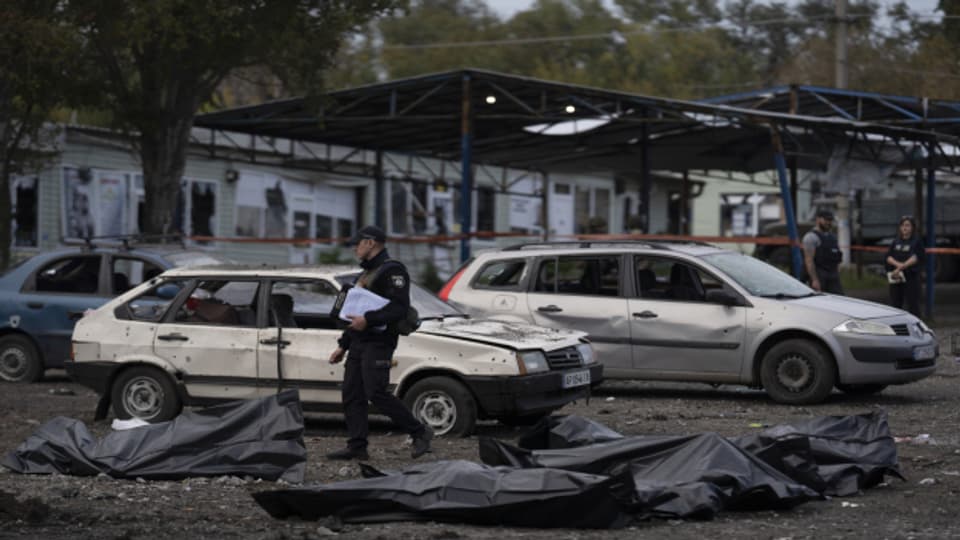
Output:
[802, 209, 844, 294]
[326, 225, 433, 461]
[885, 215, 925, 317]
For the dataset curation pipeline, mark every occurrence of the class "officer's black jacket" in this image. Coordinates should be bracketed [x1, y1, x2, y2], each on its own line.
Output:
[337, 249, 411, 350]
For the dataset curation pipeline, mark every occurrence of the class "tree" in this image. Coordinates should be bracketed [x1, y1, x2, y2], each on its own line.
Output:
[0, 1, 82, 268]
[66, 0, 403, 235]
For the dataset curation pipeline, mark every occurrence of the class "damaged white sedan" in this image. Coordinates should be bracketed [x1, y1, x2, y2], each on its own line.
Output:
[67, 265, 602, 436]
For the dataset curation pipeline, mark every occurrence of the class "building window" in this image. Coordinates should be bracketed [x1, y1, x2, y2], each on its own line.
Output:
[477, 187, 495, 233]
[315, 215, 333, 242]
[11, 175, 38, 247]
[575, 185, 611, 234]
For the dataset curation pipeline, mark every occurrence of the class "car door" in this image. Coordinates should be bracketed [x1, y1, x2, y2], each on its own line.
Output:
[152, 279, 261, 400]
[525, 254, 631, 373]
[19, 253, 109, 368]
[257, 278, 344, 406]
[627, 256, 746, 380]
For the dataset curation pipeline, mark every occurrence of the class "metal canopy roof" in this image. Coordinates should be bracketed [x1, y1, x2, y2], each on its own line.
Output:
[194, 69, 954, 175]
[701, 85, 960, 135]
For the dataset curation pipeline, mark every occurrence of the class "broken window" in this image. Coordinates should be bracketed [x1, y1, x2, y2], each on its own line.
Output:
[269, 280, 340, 329]
[34, 255, 102, 294]
[111, 257, 164, 294]
[122, 279, 189, 321]
[173, 280, 260, 326]
[11, 175, 38, 247]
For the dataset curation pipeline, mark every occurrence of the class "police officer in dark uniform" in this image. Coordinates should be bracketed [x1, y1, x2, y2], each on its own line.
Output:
[326, 225, 433, 460]
[802, 209, 844, 294]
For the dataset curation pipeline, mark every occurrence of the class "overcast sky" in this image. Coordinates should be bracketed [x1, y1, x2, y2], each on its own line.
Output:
[484, 0, 942, 20]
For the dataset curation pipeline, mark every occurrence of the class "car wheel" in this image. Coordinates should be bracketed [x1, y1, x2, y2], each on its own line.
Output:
[403, 376, 477, 437]
[111, 366, 182, 422]
[760, 339, 836, 405]
[837, 383, 888, 396]
[0, 335, 43, 383]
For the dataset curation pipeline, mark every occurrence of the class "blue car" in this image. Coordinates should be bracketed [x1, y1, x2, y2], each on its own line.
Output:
[0, 245, 229, 382]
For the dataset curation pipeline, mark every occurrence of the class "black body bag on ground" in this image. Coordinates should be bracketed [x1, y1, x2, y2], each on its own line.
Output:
[2, 389, 306, 483]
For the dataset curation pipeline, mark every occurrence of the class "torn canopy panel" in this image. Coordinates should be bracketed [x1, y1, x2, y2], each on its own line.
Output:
[254, 459, 636, 529]
[2, 389, 306, 483]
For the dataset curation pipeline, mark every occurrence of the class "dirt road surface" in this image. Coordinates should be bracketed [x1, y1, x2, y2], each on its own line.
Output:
[2, 316, 959, 539]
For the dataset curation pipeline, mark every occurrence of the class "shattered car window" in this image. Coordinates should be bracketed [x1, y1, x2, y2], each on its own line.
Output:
[701, 252, 813, 297]
[35, 255, 101, 294]
[173, 280, 260, 326]
[125, 279, 189, 321]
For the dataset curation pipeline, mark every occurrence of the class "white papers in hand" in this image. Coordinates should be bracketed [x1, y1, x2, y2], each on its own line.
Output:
[340, 287, 389, 330]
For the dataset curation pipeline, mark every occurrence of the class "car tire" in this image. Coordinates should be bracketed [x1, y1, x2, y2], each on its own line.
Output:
[760, 339, 836, 405]
[837, 383, 888, 396]
[111, 366, 182, 422]
[403, 376, 477, 438]
[0, 335, 43, 383]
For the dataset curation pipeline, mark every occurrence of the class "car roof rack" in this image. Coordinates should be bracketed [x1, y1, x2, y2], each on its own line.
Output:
[70, 233, 186, 252]
[502, 239, 712, 251]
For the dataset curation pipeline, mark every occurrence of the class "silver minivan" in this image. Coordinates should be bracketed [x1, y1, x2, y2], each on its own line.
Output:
[441, 241, 938, 404]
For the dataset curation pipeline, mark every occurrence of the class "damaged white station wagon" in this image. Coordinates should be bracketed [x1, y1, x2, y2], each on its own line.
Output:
[67, 265, 601, 436]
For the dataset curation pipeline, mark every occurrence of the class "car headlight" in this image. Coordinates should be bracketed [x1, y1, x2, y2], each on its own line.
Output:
[916, 320, 934, 335]
[517, 351, 549, 374]
[576, 343, 595, 365]
[832, 319, 896, 336]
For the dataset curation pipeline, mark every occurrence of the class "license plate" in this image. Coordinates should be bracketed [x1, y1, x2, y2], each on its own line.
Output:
[562, 369, 591, 388]
[913, 344, 937, 361]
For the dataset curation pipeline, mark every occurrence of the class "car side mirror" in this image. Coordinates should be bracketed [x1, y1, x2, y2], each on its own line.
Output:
[706, 289, 739, 307]
[155, 284, 181, 300]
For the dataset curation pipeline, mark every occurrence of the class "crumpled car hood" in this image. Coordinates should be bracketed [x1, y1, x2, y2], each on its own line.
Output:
[418, 318, 584, 350]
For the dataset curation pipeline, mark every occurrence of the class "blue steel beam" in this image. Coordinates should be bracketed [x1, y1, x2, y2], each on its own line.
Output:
[771, 127, 804, 278]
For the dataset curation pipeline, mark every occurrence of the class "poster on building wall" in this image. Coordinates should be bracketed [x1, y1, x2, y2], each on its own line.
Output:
[98, 173, 127, 237]
[62, 167, 96, 240]
[509, 177, 542, 234]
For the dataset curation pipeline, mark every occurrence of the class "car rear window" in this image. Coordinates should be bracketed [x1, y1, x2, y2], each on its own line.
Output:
[472, 259, 527, 290]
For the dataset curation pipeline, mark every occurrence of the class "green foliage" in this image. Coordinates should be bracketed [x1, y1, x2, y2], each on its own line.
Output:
[59, 0, 404, 234]
[419, 259, 446, 293]
[0, 1, 85, 269]
[324, 0, 960, 101]
[840, 267, 889, 291]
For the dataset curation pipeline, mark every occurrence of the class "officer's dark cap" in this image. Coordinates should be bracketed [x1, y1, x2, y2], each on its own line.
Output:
[816, 210, 834, 220]
[347, 225, 386, 246]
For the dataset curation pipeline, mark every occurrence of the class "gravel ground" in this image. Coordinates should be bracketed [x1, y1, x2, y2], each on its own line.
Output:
[2, 317, 959, 540]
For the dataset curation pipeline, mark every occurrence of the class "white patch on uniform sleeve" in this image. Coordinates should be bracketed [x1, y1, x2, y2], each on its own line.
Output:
[391, 275, 406, 288]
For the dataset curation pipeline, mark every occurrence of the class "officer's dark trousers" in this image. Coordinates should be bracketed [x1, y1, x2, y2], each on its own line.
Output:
[816, 269, 845, 295]
[342, 341, 423, 451]
[889, 278, 922, 317]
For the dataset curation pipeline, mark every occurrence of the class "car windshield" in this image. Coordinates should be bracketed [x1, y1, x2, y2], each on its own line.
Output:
[700, 252, 815, 298]
[335, 272, 466, 319]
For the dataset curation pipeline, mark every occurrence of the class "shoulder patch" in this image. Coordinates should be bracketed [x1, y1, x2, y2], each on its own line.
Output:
[391, 274, 406, 288]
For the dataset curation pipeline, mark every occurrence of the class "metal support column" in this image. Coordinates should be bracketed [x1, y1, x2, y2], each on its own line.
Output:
[459, 74, 474, 263]
[772, 128, 803, 278]
[925, 143, 936, 319]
